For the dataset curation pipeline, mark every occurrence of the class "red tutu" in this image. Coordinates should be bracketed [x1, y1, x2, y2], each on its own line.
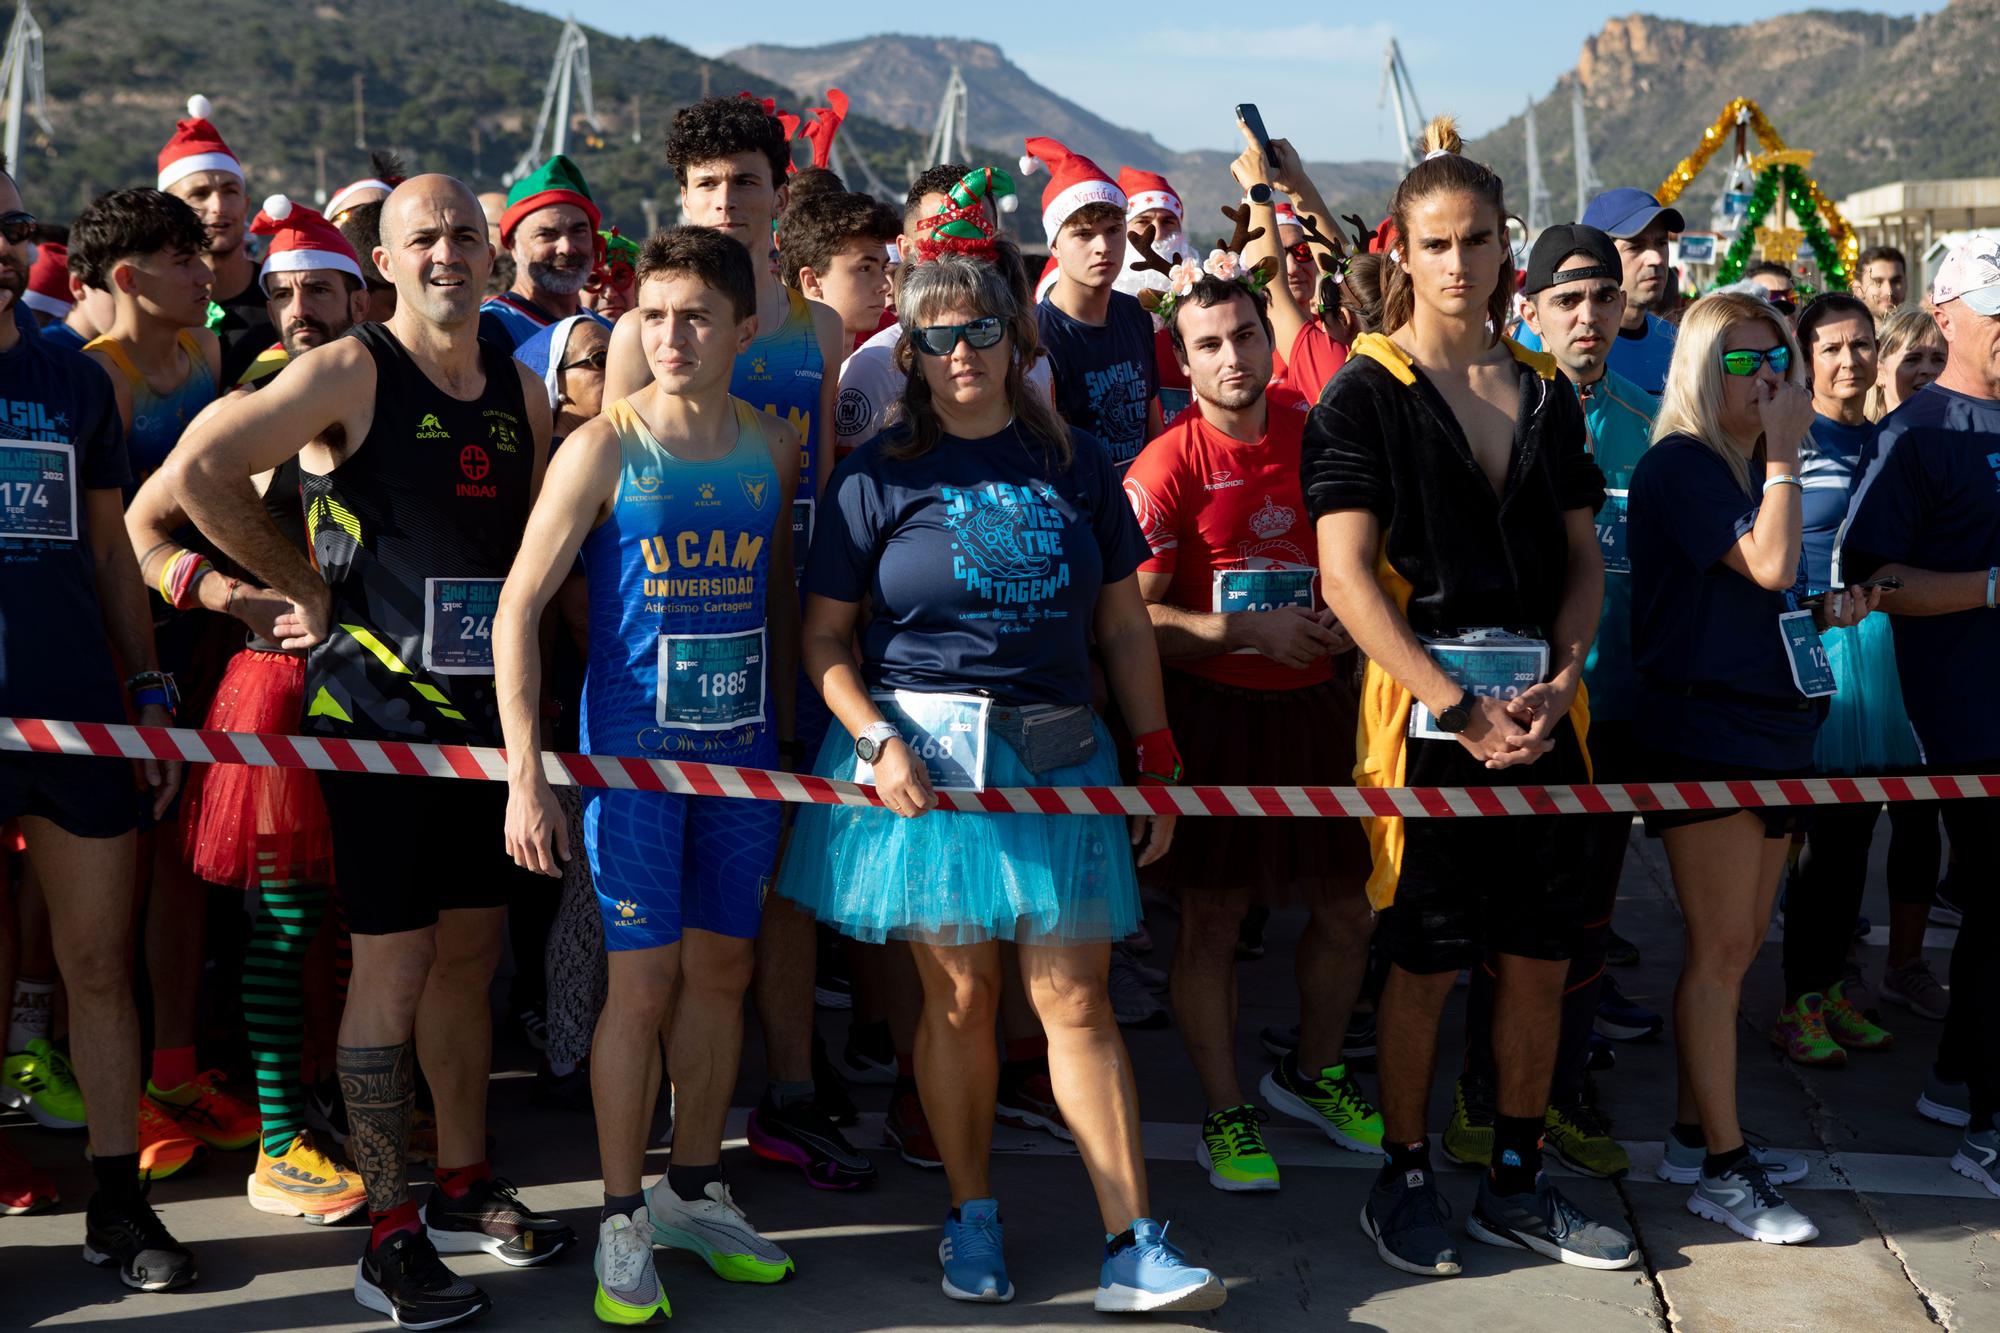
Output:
[181, 650, 334, 889]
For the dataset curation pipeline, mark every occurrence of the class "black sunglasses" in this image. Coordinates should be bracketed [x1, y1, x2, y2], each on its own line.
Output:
[0, 212, 37, 245]
[911, 316, 1005, 357]
[559, 349, 607, 373]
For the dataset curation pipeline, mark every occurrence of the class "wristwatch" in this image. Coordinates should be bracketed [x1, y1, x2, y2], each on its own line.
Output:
[1247, 182, 1274, 206]
[854, 722, 901, 764]
[1434, 689, 1474, 734]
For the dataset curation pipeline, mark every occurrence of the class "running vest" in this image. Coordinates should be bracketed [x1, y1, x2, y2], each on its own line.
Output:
[579, 396, 777, 761]
[84, 330, 217, 482]
[731, 286, 822, 576]
[300, 322, 532, 744]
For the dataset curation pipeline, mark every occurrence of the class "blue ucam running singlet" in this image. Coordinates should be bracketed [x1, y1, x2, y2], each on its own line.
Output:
[577, 395, 783, 951]
[730, 284, 829, 751]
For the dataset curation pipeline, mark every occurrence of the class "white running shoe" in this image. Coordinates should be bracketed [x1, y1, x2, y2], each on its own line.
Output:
[646, 1178, 795, 1283]
[1687, 1160, 1819, 1244]
[594, 1207, 670, 1324]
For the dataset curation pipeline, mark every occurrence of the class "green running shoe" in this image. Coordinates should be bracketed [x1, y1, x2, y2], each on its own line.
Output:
[1442, 1076, 1494, 1169]
[1197, 1104, 1279, 1192]
[1542, 1099, 1630, 1179]
[1771, 994, 1847, 1068]
[1824, 981, 1894, 1052]
[1, 1038, 87, 1129]
[1260, 1059, 1384, 1153]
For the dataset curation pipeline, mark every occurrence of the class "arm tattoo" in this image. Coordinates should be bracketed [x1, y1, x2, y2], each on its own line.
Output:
[338, 1042, 415, 1213]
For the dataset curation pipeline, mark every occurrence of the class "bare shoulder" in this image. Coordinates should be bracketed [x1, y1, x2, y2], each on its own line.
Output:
[190, 326, 223, 373]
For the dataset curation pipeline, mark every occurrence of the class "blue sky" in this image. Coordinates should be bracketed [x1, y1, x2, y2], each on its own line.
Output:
[520, 2, 1942, 165]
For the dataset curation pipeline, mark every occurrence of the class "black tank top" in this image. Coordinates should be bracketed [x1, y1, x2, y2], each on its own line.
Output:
[240, 455, 307, 655]
[300, 322, 532, 743]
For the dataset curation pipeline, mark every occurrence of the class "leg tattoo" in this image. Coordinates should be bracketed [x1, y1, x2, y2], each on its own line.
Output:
[339, 1041, 415, 1212]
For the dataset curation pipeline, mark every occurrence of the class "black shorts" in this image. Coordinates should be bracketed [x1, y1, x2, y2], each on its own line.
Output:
[0, 750, 142, 840]
[1374, 721, 1592, 975]
[1636, 747, 1813, 840]
[317, 770, 540, 936]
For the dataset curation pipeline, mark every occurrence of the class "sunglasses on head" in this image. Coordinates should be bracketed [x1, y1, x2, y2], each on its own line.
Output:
[911, 316, 1005, 357]
[1721, 345, 1792, 377]
[0, 211, 36, 245]
[559, 349, 607, 373]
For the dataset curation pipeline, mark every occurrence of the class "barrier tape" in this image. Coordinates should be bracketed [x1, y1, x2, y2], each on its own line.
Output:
[4, 718, 1996, 819]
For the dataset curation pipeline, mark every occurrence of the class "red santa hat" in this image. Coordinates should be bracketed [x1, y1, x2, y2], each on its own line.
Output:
[1018, 137, 1126, 243]
[1273, 197, 1302, 230]
[23, 242, 71, 319]
[1034, 255, 1060, 304]
[250, 195, 364, 291]
[1118, 168, 1181, 224]
[157, 95, 243, 192]
[325, 178, 393, 220]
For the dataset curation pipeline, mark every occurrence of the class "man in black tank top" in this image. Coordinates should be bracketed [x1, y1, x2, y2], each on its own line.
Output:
[168, 175, 569, 1330]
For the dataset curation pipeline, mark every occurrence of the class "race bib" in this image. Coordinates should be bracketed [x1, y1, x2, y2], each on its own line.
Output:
[1778, 610, 1836, 699]
[1596, 489, 1629, 575]
[1212, 567, 1316, 614]
[0, 440, 78, 542]
[422, 577, 503, 675]
[1408, 629, 1550, 740]
[859, 690, 990, 791]
[658, 628, 766, 731]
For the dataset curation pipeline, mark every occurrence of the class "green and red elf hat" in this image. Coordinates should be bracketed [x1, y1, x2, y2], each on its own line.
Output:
[914, 166, 1019, 262]
[500, 154, 601, 247]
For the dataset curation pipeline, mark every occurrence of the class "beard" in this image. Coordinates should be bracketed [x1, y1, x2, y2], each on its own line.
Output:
[281, 313, 348, 356]
[529, 259, 589, 296]
[1200, 374, 1265, 413]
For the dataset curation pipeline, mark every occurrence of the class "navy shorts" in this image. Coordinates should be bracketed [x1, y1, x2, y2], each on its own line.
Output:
[584, 789, 779, 951]
[0, 750, 141, 840]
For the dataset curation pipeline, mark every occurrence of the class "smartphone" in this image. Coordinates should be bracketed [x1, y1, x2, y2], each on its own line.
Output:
[1798, 575, 1903, 608]
[1235, 103, 1273, 155]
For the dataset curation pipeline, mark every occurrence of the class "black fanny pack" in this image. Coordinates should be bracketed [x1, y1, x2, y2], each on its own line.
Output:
[988, 704, 1098, 776]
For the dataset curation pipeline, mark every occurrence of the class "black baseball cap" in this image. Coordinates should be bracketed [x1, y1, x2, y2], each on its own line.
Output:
[1523, 224, 1624, 297]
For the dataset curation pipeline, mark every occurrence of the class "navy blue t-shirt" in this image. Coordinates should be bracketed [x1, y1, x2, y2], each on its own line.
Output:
[1799, 413, 1874, 590]
[1036, 291, 1158, 470]
[1841, 384, 2000, 765]
[0, 328, 131, 723]
[807, 421, 1148, 707]
[1629, 433, 1824, 770]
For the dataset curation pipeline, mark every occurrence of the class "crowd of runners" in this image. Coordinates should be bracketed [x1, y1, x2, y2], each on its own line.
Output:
[0, 85, 1996, 1327]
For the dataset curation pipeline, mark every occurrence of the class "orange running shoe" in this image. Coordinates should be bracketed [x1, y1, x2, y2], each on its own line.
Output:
[147, 1070, 261, 1151]
[94, 1099, 202, 1180]
[247, 1131, 366, 1224]
[0, 1128, 58, 1214]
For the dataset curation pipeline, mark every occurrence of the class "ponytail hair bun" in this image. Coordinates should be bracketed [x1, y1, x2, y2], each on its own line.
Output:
[1420, 116, 1463, 158]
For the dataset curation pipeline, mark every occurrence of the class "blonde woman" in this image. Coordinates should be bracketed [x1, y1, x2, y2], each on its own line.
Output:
[1868, 305, 1948, 421]
[1627, 292, 1877, 1245]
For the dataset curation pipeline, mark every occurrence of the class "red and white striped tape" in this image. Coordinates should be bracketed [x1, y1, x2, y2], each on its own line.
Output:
[5, 717, 1996, 819]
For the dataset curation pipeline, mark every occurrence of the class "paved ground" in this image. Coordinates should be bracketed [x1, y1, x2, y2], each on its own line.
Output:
[4, 813, 1994, 1331]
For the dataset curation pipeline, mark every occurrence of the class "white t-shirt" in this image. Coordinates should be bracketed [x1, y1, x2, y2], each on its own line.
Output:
[836, 322, 1055, 456]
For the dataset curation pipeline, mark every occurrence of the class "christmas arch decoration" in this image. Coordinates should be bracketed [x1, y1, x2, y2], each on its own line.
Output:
[1655, 98, 1859, 294]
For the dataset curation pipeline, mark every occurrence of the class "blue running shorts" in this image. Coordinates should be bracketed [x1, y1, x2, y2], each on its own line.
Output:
[584, 788, 781, 950]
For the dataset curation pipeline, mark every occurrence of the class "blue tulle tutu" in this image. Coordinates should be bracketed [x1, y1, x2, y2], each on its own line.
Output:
[775, 714, 1142, 946]
[1815, 611, 1924, 774]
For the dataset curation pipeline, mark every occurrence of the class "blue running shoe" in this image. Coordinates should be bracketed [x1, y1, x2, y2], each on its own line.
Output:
[1095, 1219, 1226, 1314]
[1594, 973, 1664, 1042]
[939, 1198, 1012, 1303]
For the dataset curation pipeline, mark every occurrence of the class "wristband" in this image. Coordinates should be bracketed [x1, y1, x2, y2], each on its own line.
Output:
[1763, 474, 1801, 493]
[124, 670, 179, 715]
[1133, 728, 1183, 786]
[131, 687, 174, 713]
[1987, 566, 1997, 611]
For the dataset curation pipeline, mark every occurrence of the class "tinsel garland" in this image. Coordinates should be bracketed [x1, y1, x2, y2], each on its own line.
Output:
[1714, 163, 1847, 292]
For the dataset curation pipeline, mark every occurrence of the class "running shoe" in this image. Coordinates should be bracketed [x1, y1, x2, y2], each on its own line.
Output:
[1687, 1157, 1819, 1244]
[533, 1058, 594, 1112]
[109, 1098, 201, 1181]
[1931, 883, 1964, 928]
[647, 1178, 794, 1283]
[1198, 1105, 1279, 1192]
[1918, 1066, 1972, 1128]
[1258, 1022, 1299, 1058]
[885, 1089, 944, 1170]
[1823, 980, 1894, 1052]
[1095, 1218, 1226, 1313]
[515, 1006, 549, 1052]
[939, 1197, 1013, 1302]
[746, 1091, 877, 1190]
[1771, 994, 1848, 1067]
[1839, 959, 1881, 1020]
[1343, 1010, 1379, 1061]
[810, 1034, 860, 1127]
[0, 1129, 57, 1214]
[84, 1186, 198, 1291]
[246, 1131, 367, 1225]
[1604, 928, 1641, 968]
[147, 1070, 261, 1150]
[1442, 1076, 1495, 1169]
[595, 1207, 671, 1325]
[1951, 1127, 2000, 1200]
[354, 1229, 490, 1328]
[995, 1065, 1074, 1143]
[1360, 1162, 1459, 1277]
[1, 1037, 87, 1129]
[813, 928, 853, 1010]
[837, 1020, 897, 1085]
[1593, 973, 1664, 1042]
[1467, 1171, 1638, 1269]
[1543, 1099, 1630, 1179]
[1881, 958, 1949, 1022]
[305, 1076, 349, 1146]
[1655, 1134, 1807, 1186]
[424, 1175, 575, 1267]
[1108, 948, 1169, 1029]
[1260, 1060, 1383, 1153]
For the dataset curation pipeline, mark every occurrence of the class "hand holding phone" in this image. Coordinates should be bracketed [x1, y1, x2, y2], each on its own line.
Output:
[1236, 104, 1273, 156]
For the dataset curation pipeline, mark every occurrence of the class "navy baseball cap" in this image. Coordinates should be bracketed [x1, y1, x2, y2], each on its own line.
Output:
[1580, 187, 1685, 239]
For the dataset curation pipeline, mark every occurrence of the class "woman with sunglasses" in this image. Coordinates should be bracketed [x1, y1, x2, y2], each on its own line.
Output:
[775, 250, 1224, 1313]
[1628, 292, 1878, 1245]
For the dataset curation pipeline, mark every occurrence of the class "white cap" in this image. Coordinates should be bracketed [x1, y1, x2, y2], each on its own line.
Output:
[1931, 233, 2000, 317]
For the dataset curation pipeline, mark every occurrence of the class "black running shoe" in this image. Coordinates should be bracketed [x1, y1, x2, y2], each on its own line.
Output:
[811, 1032, 860, 1127]
[423, 1176, 575, 1267]
[747, 1090, 878, 1190]
[83, 1187, 198, 1291]
[355, 1230, 491, 1329]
